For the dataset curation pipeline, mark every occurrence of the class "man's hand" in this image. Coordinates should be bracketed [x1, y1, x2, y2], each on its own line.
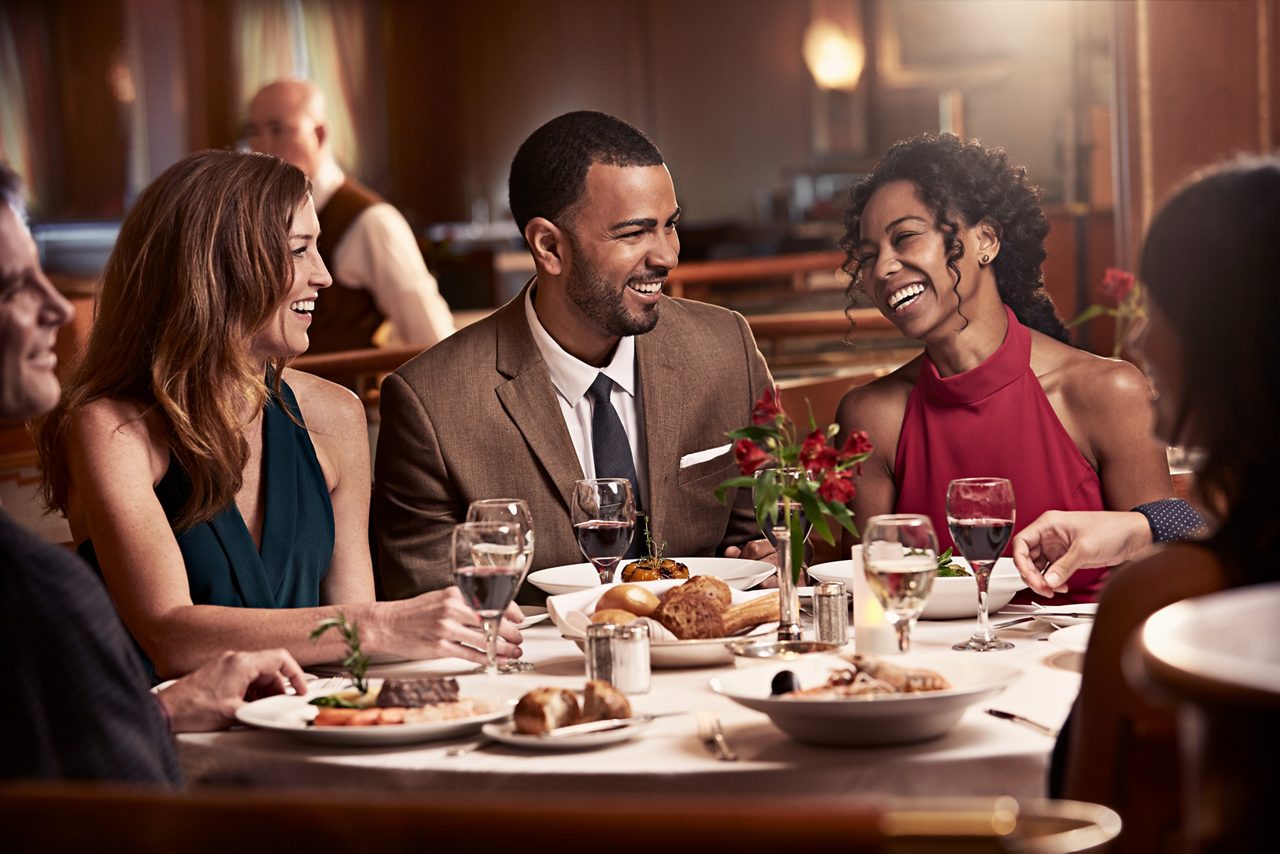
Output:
[1011, 510, 1154, 597]
[155, 649, 308, 733]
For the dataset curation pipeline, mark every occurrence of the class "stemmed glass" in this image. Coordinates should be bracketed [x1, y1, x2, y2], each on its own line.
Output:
[862, 514, 939, 653]
[571, 478, 635, 585]
[466, 499, 535, 672]
[947, 477, 1016, 652]
[451, 521, 528, 677]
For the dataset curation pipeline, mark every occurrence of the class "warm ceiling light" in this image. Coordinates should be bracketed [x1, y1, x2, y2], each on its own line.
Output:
[803, 20, 865, 92]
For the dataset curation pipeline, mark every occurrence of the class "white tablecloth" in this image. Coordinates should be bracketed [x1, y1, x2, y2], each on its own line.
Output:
[177, 615, 1082, 799]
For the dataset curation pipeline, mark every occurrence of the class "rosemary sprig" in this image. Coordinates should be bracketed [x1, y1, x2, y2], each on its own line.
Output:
[310, 611, 370, 693]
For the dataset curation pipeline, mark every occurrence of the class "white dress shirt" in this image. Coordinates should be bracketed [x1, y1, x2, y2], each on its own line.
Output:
[310, 158, 455, 347]
[524, 284, 650, 510]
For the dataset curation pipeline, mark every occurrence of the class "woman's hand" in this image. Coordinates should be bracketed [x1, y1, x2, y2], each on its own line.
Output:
[371, 588, 524, 664]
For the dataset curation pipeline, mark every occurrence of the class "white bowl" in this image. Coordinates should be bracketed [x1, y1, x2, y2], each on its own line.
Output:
[711, 655, 1020, 747]
[807, 555, 1026, 620]
[527, 556, 774, 596]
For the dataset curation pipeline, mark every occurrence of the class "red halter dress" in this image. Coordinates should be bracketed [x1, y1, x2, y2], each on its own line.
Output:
[893, 305, 1107, 604]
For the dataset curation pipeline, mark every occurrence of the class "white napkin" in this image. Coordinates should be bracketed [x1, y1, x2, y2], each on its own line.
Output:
[547, 580, 777, 641]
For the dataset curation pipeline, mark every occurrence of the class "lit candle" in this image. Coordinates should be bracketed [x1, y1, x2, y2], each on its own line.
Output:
[852, 544, 898, 655]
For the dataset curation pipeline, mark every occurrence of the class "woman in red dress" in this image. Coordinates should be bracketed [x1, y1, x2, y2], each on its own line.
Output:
[835, 134, 1171, 603]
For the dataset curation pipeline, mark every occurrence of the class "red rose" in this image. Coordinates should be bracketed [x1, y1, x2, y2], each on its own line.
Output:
[751, 387, 783, 425]
[733, 438, 770, 475]
[799, 429, 837, 475]
[1100, 268, 1135, 304]
[839, 430, 873, 460]
[818, 469, 857, 504]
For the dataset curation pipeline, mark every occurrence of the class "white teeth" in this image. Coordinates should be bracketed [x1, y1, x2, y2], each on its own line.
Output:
[888, 283, 925, 312]
[290, 299, 315, 312]
[629, 281, 663, 295]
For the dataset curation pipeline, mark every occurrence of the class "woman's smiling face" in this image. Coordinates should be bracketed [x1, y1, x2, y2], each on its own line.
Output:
[855, 180, 983, 341]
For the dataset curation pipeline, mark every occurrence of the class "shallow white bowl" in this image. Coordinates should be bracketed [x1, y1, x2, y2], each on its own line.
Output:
[807, 555, 1026, 620]
[711, 655, 1020, 747]
[528, 556, 774, 596]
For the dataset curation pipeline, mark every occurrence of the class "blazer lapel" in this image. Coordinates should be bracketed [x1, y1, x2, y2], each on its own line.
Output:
[494, 287, 585, 512]
[636, 322, 682, 544]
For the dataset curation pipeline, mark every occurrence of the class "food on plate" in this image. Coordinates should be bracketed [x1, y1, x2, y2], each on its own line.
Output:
[595, 584, 661, 617]
[653, 592, 725, 639]
[663, 575, 732, 611]
[770, 670, 800, 696]
[513, 687, 581, 735]
[591, 608, 639, 626]
[582, 679, 632, 722]
[935, 548, 971, 577]
[621, 556, 690, 582]
[721, 593, 781, 636]
[778, 655, 952, 700]
[309, 677, 491, 727]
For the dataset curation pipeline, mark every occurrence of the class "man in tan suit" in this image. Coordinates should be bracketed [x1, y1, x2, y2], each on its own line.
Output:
[374, 111, 772, 598]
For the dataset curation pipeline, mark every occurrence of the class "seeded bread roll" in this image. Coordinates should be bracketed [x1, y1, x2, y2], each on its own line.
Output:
[581, 680, 631, 721]
[513, 687, 580, 734]
[666, 575, 732, 611]
[654, 593, 725, 639]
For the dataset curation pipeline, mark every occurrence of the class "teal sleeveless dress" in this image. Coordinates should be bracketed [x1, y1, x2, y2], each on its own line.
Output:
[79, 379, 335, 617]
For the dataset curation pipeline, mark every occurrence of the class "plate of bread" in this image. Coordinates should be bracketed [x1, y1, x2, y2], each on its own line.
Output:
[527, 556, 774, 596]
[482, 681, 652, 750]
[711, 653, 1021, 746]
[547, 577, 781, 667]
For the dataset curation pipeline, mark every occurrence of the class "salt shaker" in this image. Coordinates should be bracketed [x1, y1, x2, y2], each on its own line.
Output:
[584, 622, 651, 694]
[813, 581, 850, 645]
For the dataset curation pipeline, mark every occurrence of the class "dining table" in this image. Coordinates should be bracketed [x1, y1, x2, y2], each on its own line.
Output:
[176, 605, 1085, 800]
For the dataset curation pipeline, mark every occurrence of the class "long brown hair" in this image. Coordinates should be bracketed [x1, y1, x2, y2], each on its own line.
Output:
[38, 149, 310, 531]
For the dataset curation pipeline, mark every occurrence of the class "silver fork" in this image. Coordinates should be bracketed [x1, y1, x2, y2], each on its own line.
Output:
[695, 710, 738, 761]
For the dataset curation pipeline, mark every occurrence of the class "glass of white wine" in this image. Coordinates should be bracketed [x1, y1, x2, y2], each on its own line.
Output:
[862, 514, 939, 653]
[466, 498, 535, 672]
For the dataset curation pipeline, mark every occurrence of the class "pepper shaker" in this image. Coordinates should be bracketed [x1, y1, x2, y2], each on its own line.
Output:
[585, 622, 651, 693]
[813, 581, 850, 645]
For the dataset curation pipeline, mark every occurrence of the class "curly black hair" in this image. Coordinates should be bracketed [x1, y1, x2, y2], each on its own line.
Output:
[839, 133, 1070, 344]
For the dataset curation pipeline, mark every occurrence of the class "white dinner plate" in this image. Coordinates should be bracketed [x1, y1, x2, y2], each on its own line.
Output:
[480, 719, 650, 750]
[711, 654, 1021, 747]
[527, 557, 774, 596]
[234, 679, 521, 746]
[1048, 623, 1092, 655]
[807, 556, 1026, 620]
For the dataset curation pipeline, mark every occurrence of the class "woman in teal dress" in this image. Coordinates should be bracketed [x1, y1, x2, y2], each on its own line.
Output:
[37, 150, 523, 679]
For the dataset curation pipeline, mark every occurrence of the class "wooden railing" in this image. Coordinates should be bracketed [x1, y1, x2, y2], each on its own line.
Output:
[665, 250, 847, 300]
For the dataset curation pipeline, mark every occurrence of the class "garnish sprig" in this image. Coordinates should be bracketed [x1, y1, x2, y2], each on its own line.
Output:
[310, 611, 370, 694]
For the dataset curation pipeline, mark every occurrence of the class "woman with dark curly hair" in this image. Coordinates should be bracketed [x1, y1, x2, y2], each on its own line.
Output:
[835, 133, 1171, 604]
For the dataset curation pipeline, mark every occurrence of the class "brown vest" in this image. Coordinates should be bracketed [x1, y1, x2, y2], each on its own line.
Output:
[312, 178, 385, 353]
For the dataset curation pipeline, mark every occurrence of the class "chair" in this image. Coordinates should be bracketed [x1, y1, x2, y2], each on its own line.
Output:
[1136, 583, 1280, 852]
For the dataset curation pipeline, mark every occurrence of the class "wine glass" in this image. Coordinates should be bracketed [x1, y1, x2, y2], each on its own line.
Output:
[571, 478, 635, 584]
[862, 514, 939, 653]
[947, 477, 1016, 652]
[466, 499, 535, 672]
[451, 521, 528, 677]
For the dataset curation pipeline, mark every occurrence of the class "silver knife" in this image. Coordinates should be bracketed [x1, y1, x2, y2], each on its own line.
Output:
[985, 708, 1059, 737]
[992, 613, 1096, 629]
[540, 711, 685, 738]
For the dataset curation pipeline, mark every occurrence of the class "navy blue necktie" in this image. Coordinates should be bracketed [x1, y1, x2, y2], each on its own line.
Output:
[586, 373, 641, 559]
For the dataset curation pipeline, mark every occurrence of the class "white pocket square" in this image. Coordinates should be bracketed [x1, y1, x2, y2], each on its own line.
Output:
[679, 443, 732, 469]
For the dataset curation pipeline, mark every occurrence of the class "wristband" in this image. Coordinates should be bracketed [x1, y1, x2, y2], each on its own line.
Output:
[1131, 498, 1205, 544]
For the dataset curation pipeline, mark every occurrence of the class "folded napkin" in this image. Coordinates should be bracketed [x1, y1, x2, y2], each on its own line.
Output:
[547, 580, 777, 641]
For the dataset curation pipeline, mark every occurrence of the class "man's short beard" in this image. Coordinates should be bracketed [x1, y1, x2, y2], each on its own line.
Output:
[564, 234, 660, 338]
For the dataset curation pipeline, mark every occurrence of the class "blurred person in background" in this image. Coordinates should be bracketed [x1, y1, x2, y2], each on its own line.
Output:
[246, 78, 454, 353]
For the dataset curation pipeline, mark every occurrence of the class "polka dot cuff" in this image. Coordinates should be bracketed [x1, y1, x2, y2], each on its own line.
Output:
[1132, 498, 1206, 543]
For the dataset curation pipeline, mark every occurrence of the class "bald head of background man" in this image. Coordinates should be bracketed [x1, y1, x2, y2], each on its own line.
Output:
[246, 79, 330, 177]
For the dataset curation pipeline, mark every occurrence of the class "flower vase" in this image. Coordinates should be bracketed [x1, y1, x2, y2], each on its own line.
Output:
[772, 516, 803, 642]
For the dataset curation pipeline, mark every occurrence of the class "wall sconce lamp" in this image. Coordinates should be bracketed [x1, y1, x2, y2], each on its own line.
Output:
[803, 20, 865, 92]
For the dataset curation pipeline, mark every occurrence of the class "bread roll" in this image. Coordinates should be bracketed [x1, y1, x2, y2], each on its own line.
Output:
[654, 593, 725, 639]
[595, 584, 661, 617]
[722, 591, 780, 635]
[667, 575, 732, 611]
[581, 680, 631, 722]
[513, 687, 580, 734]
[590, 608, 639, 626]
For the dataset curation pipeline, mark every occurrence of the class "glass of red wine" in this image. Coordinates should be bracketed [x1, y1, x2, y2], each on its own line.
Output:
[571, 478, 635, 585]
[946, 477, 1016, 652]
[451, 520, 528, 676]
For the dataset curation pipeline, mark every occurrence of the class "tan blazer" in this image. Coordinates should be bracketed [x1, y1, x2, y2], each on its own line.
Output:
[373, 287, 772, 598]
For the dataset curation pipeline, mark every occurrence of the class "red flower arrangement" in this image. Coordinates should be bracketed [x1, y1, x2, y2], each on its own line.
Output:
[1069, 267, 1146, 357]
[717, 387, 873, 582]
